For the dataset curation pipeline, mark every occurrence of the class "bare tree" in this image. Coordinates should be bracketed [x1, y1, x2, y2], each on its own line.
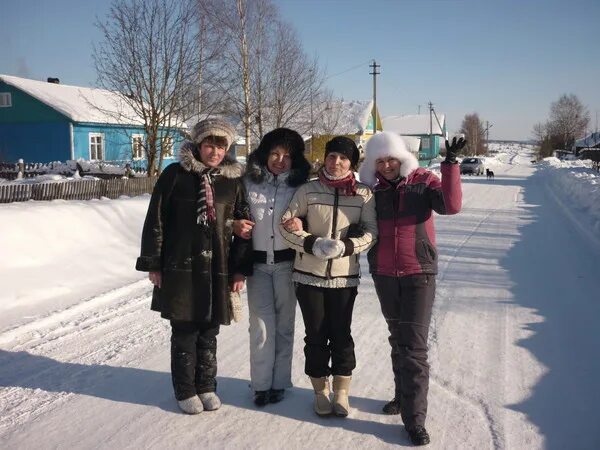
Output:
[199, 0, 257, 154]
[200, 0, 327, 152]
[94, 0, 207, 175]
[547, 94, 590, 151]
[460, 113, 486, 156]
[266, 23, 326, 136]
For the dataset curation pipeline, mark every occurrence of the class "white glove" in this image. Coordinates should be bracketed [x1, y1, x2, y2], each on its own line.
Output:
[312, 238, 345, 260]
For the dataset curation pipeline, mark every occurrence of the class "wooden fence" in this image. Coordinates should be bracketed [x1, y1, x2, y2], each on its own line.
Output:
[0, 177, 157, 204]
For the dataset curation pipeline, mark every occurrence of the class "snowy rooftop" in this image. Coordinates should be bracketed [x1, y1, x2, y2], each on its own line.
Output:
[1, 74, 159, 126]
[575, 131, 600, 148]
[326, 99, 374, 134]
[383, 114, 446, 136]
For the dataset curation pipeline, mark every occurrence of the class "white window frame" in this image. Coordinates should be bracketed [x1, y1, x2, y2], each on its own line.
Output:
[132, 134, 144, 160]
[89, 133, 105, 160]
[0, 92, 12, 108]
[161, 135, 174, 158]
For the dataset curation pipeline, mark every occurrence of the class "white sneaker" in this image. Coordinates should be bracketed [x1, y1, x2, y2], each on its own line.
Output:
[177, 396, 204, 414]
[198, 392, 221, 411]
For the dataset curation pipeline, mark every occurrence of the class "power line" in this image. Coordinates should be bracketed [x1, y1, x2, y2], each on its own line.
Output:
[325, 59, 373, 80]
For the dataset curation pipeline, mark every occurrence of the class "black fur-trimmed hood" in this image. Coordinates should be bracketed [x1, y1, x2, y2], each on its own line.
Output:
[179, 141, 243, 178]
[245, 128, 311, 187]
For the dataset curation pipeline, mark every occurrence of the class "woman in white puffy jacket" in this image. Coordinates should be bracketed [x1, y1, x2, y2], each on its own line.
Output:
[236, 128, 311, 407]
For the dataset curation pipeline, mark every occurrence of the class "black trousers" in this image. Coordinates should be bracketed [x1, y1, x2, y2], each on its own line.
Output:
[295, 283, 357, 378]
[373, 274, 436, 428]
[170, 320, 220, 401]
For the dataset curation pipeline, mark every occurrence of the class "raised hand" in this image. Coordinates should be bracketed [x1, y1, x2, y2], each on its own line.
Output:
[445, 136, 467, 163]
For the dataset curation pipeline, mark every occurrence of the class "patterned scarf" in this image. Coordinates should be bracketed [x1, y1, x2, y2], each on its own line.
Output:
[197, 168, 219, 225]
[318, 168, 357, 196]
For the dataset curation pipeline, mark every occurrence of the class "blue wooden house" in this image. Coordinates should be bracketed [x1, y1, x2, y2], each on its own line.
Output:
[0, 74, 185, 167]
[382, 113, 448, 166]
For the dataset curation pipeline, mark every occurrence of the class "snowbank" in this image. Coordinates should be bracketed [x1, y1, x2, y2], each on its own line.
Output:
[0, 196, 149, 331]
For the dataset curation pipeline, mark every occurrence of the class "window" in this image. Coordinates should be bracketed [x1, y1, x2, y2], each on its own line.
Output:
[132, 134, 144, 160]
[0, 93, 12, 107]
[161, 136, 174, 158]
[89, 133, 105, 160]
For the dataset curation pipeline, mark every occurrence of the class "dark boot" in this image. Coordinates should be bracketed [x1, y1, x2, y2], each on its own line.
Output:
[406, 425, 430, 446]
[170, 322, 198, 401]
[254, 390, 270, 406]
[269, 389, 285, 404]
[382, 397, 401, 415]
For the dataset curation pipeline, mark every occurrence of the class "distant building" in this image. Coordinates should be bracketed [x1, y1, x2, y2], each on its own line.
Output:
[382, 113, 447, 166]
[0, 74, 185, 167]
[306, 100, 383, 163]
[574, 131, 600, 156]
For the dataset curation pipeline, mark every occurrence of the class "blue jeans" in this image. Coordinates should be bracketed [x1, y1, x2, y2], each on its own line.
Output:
[246, 261, 297, 391]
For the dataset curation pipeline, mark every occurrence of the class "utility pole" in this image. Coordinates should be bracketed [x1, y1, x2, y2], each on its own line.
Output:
[369, 60, 380, 134]
[309, 69, 314, 160]
[428, 101, 433, 156]
[484, 121, 493, 154]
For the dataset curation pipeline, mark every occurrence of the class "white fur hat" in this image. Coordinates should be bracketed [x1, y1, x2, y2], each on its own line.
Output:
[359, 131, 420, 187]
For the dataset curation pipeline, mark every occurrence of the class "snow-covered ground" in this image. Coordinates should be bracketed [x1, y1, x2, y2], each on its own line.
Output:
[1, 143, 599, 449]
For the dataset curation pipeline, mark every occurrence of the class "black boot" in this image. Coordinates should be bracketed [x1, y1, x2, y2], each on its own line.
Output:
[269, 389, 285, 404]
[406, 425, 430, 446]
[382, 397, 401, 415]
[254, 390, 270, 406]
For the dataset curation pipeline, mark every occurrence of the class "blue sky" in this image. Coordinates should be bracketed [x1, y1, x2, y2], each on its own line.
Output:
[1, 0, 599, 140]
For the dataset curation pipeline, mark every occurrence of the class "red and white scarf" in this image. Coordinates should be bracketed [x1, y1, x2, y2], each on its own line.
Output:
[318, 168, 357, 196]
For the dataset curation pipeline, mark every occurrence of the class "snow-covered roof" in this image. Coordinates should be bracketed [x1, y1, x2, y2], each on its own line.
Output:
[575, 131, 600, 148]
[383, 114, 446, 136]
[193, 100, 376, 147]
[401, 135, 421, 154]
[322, 100, 374, 135]
[1, 74, 154, 126]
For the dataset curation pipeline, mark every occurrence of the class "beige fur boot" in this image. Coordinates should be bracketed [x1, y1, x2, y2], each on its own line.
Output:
[309, 376, 333, 416]
[332, 375, 352, 417]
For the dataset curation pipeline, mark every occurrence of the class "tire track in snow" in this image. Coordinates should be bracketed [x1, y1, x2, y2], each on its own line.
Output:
[428, 180, 519, 450]
[0, 280, 170, 437]
[0, 280, 152, 348]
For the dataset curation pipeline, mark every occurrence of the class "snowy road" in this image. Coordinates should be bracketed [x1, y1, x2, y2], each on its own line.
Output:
[1, 148, 599, 449]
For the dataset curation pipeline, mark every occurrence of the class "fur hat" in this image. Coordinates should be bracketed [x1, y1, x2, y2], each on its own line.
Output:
[325, 136, 360, 168]
[190, 118, 236, 150]
[359, 132, 420, 187]
[246, 128, 311, 187]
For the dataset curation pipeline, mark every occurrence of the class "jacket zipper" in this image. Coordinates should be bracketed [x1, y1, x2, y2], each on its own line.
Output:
[326, 188, 339, 279]
[269, 180, 280, 263]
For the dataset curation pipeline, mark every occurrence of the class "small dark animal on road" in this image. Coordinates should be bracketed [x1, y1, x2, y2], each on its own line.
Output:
[486, 168, 495, 180]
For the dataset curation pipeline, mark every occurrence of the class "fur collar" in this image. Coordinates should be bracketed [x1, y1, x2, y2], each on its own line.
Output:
[359, 132, 420, 187]
[179, 141, 243, 179]
[245, 157, 309, 187]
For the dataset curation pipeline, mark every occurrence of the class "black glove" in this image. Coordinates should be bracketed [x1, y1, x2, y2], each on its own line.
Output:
[445, 137, 467, 163]
[347, 222, 366, 238]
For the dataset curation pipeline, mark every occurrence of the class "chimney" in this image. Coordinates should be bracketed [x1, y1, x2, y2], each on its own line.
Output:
[47, 77, 60, 84]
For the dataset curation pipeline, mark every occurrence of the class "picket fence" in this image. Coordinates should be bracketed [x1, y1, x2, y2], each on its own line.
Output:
[0, 177, 157, 204]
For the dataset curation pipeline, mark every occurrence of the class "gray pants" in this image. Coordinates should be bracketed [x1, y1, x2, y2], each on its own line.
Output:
[246, 261, 297, 391]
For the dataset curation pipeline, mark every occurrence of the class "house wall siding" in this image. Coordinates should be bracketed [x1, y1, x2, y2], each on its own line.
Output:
[0, 82, 68, 123]
[0, 122, 70, 162]
[73, 123, 183, 166]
